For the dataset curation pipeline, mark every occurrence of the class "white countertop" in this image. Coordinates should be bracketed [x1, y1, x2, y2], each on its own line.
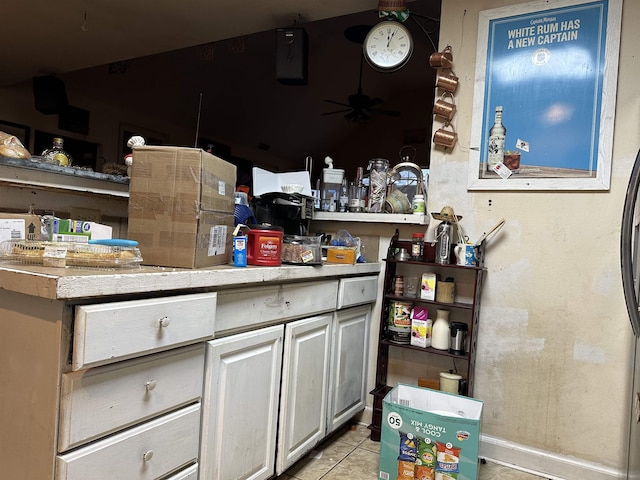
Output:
[0, 262, 381, 301]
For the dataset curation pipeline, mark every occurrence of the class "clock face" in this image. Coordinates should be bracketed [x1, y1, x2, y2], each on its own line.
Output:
[363, 21, 413, 72]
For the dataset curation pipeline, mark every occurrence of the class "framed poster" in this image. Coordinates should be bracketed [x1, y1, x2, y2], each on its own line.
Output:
[468, 0, 622, 190]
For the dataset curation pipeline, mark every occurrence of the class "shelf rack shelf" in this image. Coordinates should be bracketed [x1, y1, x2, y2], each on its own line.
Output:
[368, 230, 486, 441]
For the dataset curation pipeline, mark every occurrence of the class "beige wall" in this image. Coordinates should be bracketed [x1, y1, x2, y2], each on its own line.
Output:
[408, 0, 636, 476]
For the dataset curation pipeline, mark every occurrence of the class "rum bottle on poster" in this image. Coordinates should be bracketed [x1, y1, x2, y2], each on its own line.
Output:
[487, 106, 506, 172]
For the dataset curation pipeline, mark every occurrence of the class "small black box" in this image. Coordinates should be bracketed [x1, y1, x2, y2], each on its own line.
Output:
[276, 27, 308, 85]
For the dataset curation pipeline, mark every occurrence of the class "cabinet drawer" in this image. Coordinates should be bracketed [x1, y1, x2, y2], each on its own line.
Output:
[73, 292, 216, 370]
[337, 275, 378, 309]
[215, 281, 338, 334]
[56, 404, 201, 480]
[166, 463, 198, 480]
[59, 345, 205, 452]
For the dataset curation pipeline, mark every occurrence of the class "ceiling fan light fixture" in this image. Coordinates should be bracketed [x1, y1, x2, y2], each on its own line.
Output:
[376, 0, 408, 12]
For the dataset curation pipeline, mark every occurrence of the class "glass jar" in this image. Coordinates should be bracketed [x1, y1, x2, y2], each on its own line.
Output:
[411, 232, 425, 260]
[41, 137, 73, 167]
[367, 158, 389, 213]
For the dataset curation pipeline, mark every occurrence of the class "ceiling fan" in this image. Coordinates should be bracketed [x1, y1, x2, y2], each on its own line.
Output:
[321, 29, 401, 123]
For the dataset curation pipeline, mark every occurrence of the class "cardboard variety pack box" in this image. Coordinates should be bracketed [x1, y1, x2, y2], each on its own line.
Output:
[0, 213, 43, 242]
[128, 146, 237, 268]
[48, 218, 113, 242]
[379, 384, 483, 480]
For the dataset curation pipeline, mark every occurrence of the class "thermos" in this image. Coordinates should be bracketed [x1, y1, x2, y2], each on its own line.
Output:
[449, 321, 468, 355]
[435, 221, 455, 264]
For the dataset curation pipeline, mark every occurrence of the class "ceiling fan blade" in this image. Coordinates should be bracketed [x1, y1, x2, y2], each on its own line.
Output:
[322, 108, 353, 115]
[325, 99, 351, 108]
[368, 97, 384, 106]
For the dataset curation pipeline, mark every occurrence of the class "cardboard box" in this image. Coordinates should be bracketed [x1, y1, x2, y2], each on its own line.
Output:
[379, 384, 483, 480]
[128, 146, 237, 268]
[418, 378, 441, 390]
[326, 246, 357, 264]
[48, 218, 113, 241]
[420, 272, 436, 300]
[0, 213, 43, 242]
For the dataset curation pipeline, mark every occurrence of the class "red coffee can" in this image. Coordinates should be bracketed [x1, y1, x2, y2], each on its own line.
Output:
[246, 225, 284, 266]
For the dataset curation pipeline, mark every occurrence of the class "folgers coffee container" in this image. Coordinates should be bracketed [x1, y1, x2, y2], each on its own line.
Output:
[388, 301, 412, 344]
[246, 225, 284, 266]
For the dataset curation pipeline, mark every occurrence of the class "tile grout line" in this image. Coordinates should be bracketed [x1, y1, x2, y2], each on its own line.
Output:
[317, 442, 360, 479]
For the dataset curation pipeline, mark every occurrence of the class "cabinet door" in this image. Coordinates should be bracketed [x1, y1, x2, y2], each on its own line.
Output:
[327, 305, 371, 434]
[276, 314, 333, 475]
[200, 325, 283, 480]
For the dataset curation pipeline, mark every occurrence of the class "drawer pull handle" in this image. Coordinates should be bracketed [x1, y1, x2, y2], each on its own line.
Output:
[142, 450, 154, 462]
[145, 380, 157, 391]
[158, 317, 170, 328]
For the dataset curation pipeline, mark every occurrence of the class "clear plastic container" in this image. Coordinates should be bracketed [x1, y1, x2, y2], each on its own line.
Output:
[281, 235, 322, 265]
[0, 240, 142, 268]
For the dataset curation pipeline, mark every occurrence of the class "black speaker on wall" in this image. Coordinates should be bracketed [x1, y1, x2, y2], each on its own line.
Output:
[276, 27, 308, 85]
[32, 75, 68, 115]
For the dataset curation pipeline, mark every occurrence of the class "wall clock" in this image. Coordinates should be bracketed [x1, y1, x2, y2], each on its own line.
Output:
[363, 20, 413, 72]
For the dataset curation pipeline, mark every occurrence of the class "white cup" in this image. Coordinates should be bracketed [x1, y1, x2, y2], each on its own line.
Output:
[454, 243, 477, 266]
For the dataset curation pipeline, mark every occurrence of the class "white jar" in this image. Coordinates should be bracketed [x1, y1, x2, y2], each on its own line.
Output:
[412, 194, 425, 215]
[431, 309, 450, 350]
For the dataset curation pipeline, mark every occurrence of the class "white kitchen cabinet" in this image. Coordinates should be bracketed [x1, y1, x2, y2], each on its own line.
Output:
[200, 324, 284, 480]
[0, 261, 380, 480]
[327, 304, 371, 434]
[202, 278, 375, 480]
[276, 314, 333, 474]
[0, 289, 216, 480]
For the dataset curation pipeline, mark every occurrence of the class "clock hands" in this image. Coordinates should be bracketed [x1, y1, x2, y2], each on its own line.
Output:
[387, 29, 397, 48]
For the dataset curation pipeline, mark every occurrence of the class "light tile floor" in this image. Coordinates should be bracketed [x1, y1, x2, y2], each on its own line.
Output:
[276, 423, 550, 480]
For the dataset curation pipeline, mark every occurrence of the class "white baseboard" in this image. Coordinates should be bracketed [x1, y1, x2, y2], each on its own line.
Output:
[480, 434, 626, 480]
[357, 405, 373, 427]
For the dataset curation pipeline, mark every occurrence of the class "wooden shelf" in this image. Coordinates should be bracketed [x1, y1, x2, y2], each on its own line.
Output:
[381, 339, 471, 360]
[384, 294, 474, 310]
[368, 232, 485, 441]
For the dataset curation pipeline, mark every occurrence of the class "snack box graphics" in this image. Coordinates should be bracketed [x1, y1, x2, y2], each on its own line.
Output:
[379, 384, 483, 480]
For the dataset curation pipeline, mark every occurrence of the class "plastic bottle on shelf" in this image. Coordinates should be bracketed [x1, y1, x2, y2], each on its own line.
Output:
[412, 194, 425, 215]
